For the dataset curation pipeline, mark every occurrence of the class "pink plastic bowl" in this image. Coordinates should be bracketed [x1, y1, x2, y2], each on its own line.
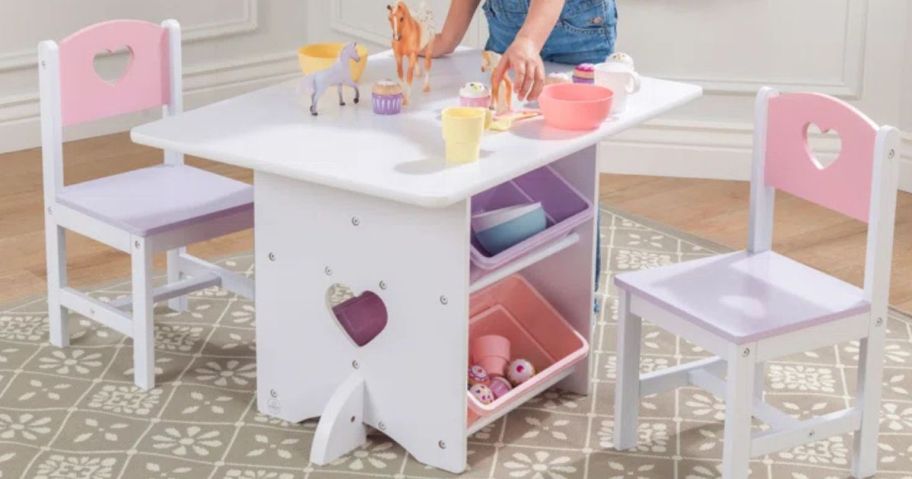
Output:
[538, 83, 613, 130]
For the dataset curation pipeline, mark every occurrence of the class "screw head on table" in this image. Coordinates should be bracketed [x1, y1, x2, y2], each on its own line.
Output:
[352, 360, 359, 369]
[875, 317, 884, 327]
[351, 217, 360, 226]
[268, 252, 276, 262]
[888, 149, 895, 159]
[379, 280, 388, 290]
[439, 295, 448, 305]
[378, 421, 386, 431]
[324, 266, 333, 276]
[742, 347, 750, 357]
[270, 389, 278, 398]
[438, 440, 446, 449]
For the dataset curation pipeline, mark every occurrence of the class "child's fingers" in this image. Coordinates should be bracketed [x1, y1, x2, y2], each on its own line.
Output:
[518, 61, 536, 101]
[528, 64, 545, 100]
[512, 61, 528, 100]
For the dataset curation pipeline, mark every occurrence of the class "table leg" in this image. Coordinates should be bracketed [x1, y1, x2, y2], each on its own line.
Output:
[254, 172, 471, 473]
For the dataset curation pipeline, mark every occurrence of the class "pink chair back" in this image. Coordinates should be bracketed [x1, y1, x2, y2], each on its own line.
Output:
[764, 92, 878, 222]
[58, 20, 170, 126]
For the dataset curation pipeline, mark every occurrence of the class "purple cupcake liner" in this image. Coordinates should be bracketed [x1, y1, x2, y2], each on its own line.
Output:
[373, 93, 403, 115]
[572, 76, 595, 84]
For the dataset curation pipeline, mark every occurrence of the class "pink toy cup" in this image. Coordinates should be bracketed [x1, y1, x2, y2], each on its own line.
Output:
[538, 83, 613, 130]
[470, 334, 511, 376]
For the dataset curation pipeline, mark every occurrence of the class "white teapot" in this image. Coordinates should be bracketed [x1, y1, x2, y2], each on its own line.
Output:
[595, 52, 641, 114]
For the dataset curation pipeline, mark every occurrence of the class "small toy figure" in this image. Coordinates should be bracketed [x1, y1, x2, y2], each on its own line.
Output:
[507, 359, 536, 385]
[388, 1, 436, 104]
[481, 50, 513, 114]
[372, 79, 405, 115]
[300, 42, 362, 116]
[489, 375, 513, 399]
[605, 52, 636, 71]
[469, 383, 495, 404]
[468, 364, 490, 386]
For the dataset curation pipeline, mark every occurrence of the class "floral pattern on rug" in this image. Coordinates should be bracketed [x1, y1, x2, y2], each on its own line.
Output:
[1, 208, 911, 478]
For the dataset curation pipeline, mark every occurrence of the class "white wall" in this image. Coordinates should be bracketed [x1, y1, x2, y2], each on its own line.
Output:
[0, 0, 307, 153]
[1, 0, 909, 192]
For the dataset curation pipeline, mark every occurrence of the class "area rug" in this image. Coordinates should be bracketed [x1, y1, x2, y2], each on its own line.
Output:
[1, 207, 911, 479]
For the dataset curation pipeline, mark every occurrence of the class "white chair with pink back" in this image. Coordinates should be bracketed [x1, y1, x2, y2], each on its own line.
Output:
[39, 19, 255, 390]
[612, 87, 900, 478]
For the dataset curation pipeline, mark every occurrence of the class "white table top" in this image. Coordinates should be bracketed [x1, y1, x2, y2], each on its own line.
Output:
[132, 49, 702, 208]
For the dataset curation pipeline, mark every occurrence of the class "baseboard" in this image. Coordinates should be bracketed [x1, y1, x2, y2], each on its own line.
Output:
[0, 51, 300, 154]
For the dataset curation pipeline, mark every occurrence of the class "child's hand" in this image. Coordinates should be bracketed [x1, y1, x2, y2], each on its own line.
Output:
[492, 36, 545, 101]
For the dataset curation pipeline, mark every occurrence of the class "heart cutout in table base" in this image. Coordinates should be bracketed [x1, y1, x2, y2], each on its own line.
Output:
[805, 122, 842, 170]
[93, 46, 134, 85]
[326, 283, 388, 347]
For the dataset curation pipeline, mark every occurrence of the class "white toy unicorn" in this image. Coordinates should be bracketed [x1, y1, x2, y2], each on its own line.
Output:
[299, 42, 362, 116]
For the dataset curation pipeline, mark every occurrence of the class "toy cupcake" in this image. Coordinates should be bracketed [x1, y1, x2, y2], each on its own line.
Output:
[372, 79, 404, 115]
[459, 81, 491, 108]
[572, 63, 595, 84]
[545, 72, 573, 86]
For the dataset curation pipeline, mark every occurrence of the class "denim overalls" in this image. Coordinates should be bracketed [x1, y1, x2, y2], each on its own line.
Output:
[484, 0, 616, 305]
[483, 0, 618, 65]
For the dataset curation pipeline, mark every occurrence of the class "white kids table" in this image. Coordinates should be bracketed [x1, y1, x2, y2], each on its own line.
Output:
[132, 48, 701, 473]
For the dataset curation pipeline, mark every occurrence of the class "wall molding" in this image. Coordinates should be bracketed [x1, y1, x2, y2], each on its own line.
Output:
[0, 0, 259, 74]
[329, 0, 392, 47]
[642, 1, 868, 99]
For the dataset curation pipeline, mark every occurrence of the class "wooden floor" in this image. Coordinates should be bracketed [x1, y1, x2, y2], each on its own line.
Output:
[2, 132, 910, 312]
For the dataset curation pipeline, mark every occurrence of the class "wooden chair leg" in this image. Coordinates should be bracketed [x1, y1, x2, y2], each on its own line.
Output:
[614, 290, 642, 450]
[722, 343, 756, 479]
[131, 239, 155, 390]
[852, 323, 886, 478]
[166, 247, 188, 312]
[45, 219, 69, 348]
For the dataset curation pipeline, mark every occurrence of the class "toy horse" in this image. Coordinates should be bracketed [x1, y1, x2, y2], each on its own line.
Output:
[300, 42, 361, 116]
[481, 50, 513, 114]
[387, 1, 435, 104]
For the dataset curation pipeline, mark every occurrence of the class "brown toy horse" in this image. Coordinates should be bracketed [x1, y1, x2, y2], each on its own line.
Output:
[481, 50, 514, 114]
[387, 1, 435, 104]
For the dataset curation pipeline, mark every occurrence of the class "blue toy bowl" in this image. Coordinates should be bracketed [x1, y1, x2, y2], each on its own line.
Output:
[474, 205, 547, 255]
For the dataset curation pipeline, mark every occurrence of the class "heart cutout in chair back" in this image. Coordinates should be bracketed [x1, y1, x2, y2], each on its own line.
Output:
[93, 46, 134, 85]
[805, 122, 842, 170]
[326, 283, 388, 347]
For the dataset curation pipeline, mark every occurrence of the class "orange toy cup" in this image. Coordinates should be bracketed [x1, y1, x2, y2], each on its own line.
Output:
[538, 83, 614, 130]
[470, 334, 511, 377]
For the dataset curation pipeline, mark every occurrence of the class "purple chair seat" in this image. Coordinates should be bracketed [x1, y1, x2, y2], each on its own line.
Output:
[614, 251, 870, 344]
[57, 164, 253, 237]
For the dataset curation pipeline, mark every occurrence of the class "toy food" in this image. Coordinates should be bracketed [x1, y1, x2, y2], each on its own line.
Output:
[507, 359, 536, 385]
[298, 42, 362, 116]
[545, 72, 573, 86]
[572, 63, 595, 84]
[605, 51, 636, 71]
[459, 82, 491, 108]
[469, 383, 495, 404]
[481, 50, 513, 114]
[539, 83, 613, 130]
[470, 334, 511, 376]
[489, 376, 512, 399]
[388, 1, 436, 105]
[468, 364, 490, 386]
[372, 80, 404, 115]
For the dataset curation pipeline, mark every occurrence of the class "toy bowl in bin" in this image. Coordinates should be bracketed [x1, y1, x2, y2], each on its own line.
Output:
[470, 166, 593, 270]
[298, 43, 369, 82]
[473, 204, 547, 256]
[538, 83, 613, 130]
[466, 275, 589, 422]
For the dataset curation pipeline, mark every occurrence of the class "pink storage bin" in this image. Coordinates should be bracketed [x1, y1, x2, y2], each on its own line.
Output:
[470, 166, 593, 270]
[466, 275, 589, 424]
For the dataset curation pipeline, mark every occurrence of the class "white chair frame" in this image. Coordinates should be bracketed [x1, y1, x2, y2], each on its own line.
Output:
[39, 20, 254, 390]
[613, 87, 900, 479]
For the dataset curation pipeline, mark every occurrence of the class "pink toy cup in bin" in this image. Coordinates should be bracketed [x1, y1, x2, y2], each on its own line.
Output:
[470, 334, 511, 377]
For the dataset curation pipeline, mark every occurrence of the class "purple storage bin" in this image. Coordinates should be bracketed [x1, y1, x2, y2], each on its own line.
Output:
[470, 166, 593, 269]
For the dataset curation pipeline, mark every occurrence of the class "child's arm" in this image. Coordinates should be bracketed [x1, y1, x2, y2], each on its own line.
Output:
[492, 0, 565, 101]
[430, 0, 482, 57]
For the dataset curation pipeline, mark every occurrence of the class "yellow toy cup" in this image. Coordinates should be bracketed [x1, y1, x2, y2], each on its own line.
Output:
[442, 107, 487, 165]
[298, 43, 369, 82]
